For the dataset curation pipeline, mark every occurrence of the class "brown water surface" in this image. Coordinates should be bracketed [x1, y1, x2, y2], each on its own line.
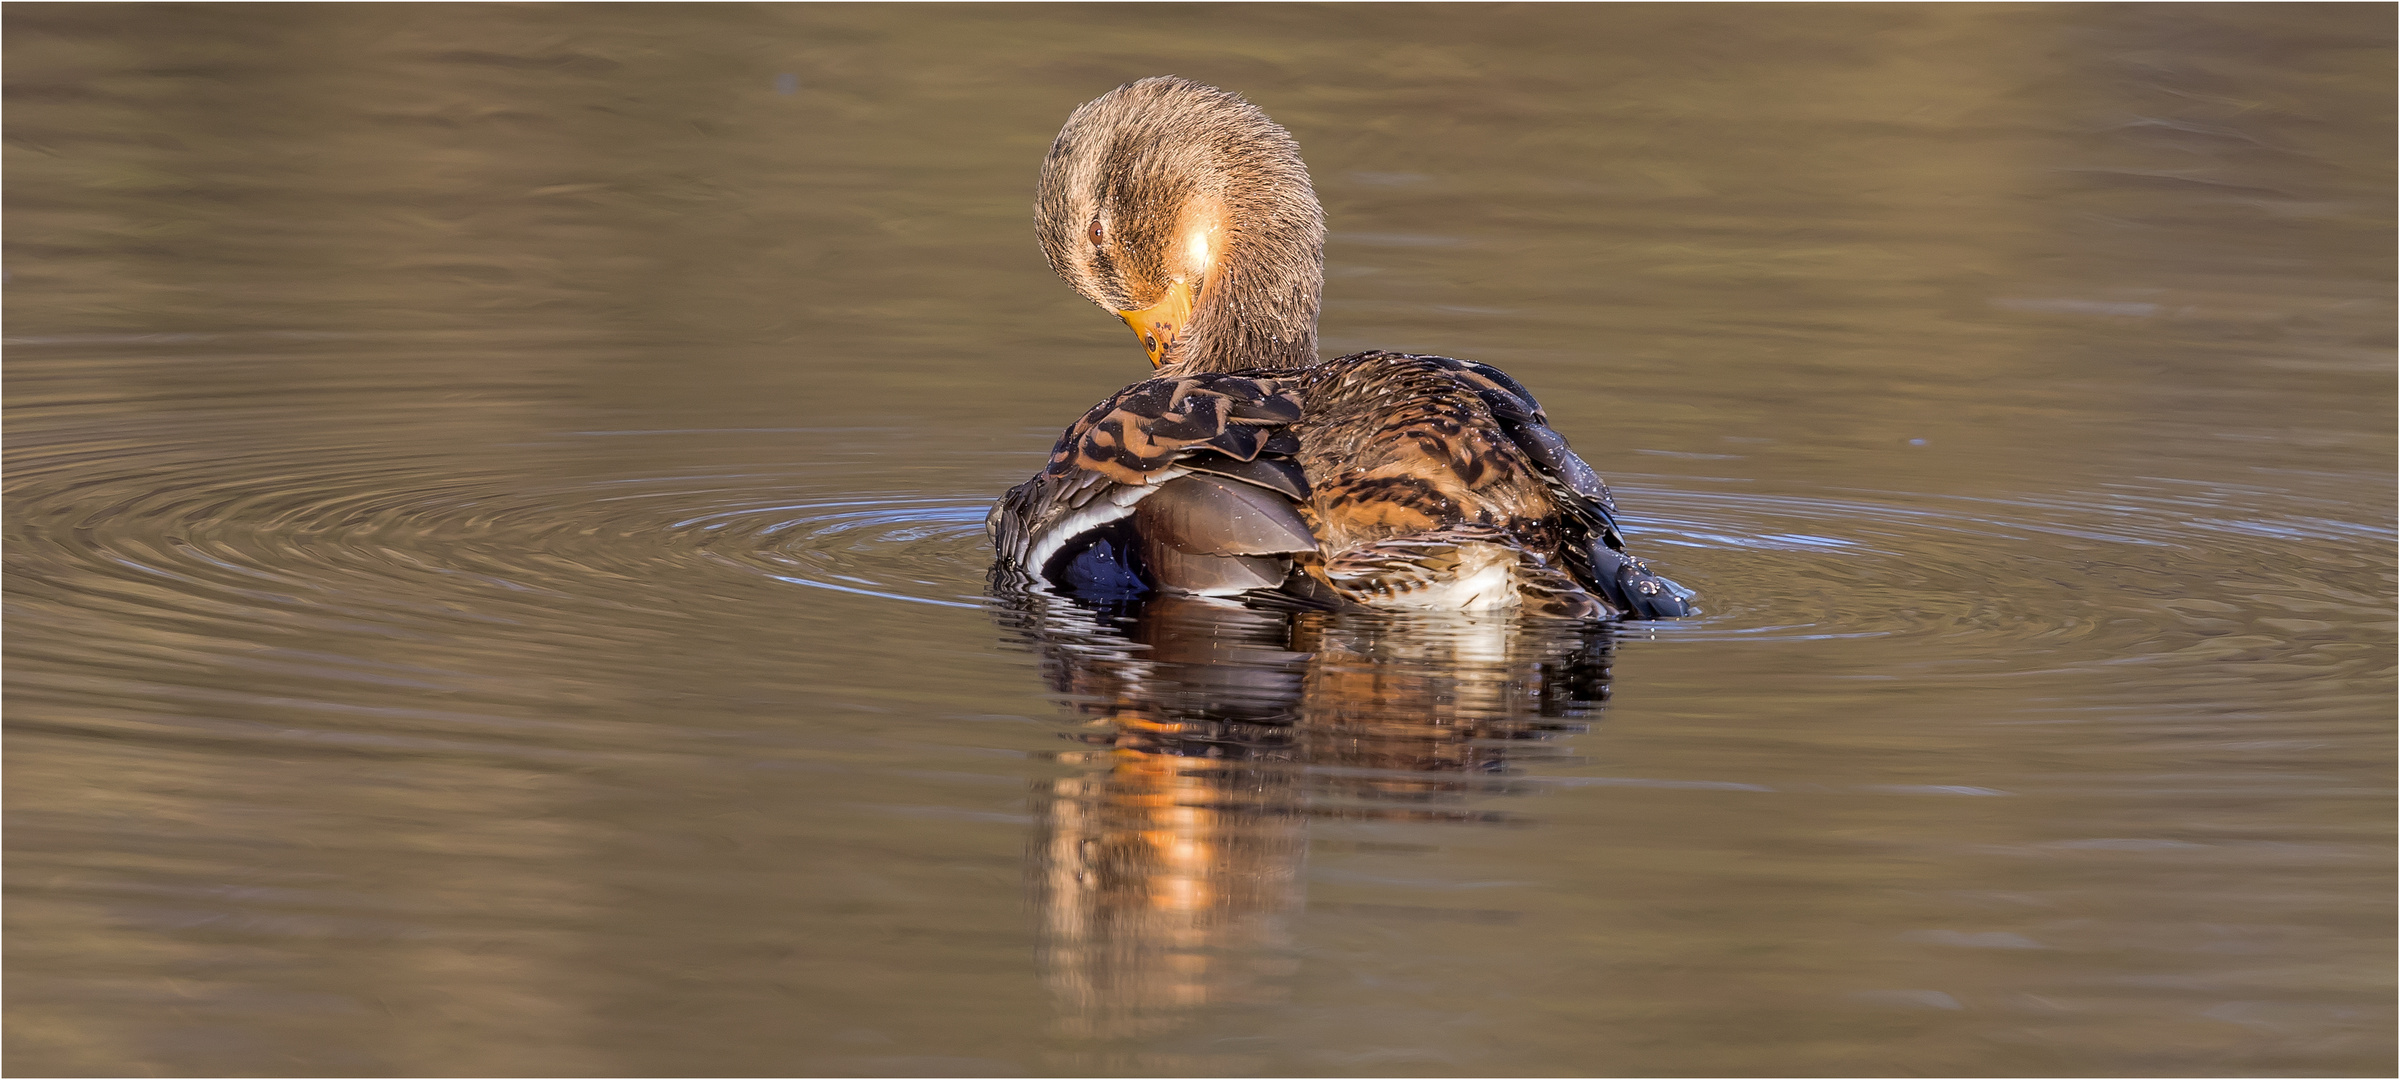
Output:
[6, 4, 2394, 1076]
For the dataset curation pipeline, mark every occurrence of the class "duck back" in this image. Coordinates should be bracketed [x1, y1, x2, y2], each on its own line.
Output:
[1295, 352, 1562, 554]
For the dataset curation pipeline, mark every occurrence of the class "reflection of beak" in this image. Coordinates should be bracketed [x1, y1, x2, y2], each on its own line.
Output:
[1117, 279, 1194, 368]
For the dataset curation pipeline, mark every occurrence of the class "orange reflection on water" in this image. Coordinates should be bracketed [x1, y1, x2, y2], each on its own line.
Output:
[1004, 593, 1613, 1038]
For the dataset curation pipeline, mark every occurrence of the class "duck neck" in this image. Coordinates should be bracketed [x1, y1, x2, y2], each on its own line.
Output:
[1167, 191, 1324, 376]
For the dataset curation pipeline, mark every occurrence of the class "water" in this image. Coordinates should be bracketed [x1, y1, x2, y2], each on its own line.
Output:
[6, 5, 2392, 1075]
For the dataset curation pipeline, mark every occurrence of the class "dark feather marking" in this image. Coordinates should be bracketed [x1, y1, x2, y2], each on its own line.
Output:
[1227, 394, 1303, 423]
[1145, 394, 1223, 440]
[1208, 423, 1263, 461]
[1114, 380, 1178, 417]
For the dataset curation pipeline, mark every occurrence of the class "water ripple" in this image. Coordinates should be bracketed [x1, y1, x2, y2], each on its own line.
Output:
[8, 422, 2386, 688]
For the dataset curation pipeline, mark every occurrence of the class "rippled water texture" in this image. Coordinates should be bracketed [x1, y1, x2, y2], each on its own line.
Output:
[7, 5, 2393, 1076]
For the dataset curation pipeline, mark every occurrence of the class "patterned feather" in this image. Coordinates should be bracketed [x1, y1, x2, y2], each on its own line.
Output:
[991, 352, 1695, 619]
[990, 372, 1308, 585]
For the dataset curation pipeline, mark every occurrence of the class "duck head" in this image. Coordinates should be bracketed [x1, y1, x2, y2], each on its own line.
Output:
[1036, 77, 1325, 375]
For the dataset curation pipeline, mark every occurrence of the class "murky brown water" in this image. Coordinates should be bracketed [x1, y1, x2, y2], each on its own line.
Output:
[7, 5, 2393, 1076]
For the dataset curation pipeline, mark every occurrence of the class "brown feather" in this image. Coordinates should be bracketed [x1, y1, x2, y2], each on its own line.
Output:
[1133, 475, 1315, 556]
[1295, 352, 1556, 554]
[1140, 546, 1291, 594]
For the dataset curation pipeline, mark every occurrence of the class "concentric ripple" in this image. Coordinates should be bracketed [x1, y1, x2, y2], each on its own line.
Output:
[666, 494, 993, 609]
[11, 417, 2388, 692]
[1610, 478, 2391, 679]
[10, 450, 1003, 648]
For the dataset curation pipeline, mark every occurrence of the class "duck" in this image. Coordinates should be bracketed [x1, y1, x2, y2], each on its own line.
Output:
[989, 76, 1695, 620]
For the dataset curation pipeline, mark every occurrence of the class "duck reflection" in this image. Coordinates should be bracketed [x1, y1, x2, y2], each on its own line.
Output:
[991, 591, 1616, 1040]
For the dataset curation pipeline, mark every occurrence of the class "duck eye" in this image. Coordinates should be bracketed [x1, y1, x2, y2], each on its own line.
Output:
[1088, 220, 1104, 247]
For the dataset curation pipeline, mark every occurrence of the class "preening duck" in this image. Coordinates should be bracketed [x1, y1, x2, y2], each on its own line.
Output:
[989, 76, 1695, 620]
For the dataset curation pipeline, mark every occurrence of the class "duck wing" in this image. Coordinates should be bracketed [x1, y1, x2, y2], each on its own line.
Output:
[1400, 354, 1698, 620]
[990, 371, 1316, 596]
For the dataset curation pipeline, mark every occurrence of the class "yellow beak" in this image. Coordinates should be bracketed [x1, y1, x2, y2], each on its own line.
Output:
[1116, 279, 1194, 369]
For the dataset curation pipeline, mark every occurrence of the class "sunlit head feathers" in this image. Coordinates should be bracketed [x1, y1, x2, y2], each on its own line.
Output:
[1035, 76, 1325, 374]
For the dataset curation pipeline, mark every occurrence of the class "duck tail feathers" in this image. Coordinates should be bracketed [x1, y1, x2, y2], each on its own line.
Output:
[1586, 543, 1699, 620]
